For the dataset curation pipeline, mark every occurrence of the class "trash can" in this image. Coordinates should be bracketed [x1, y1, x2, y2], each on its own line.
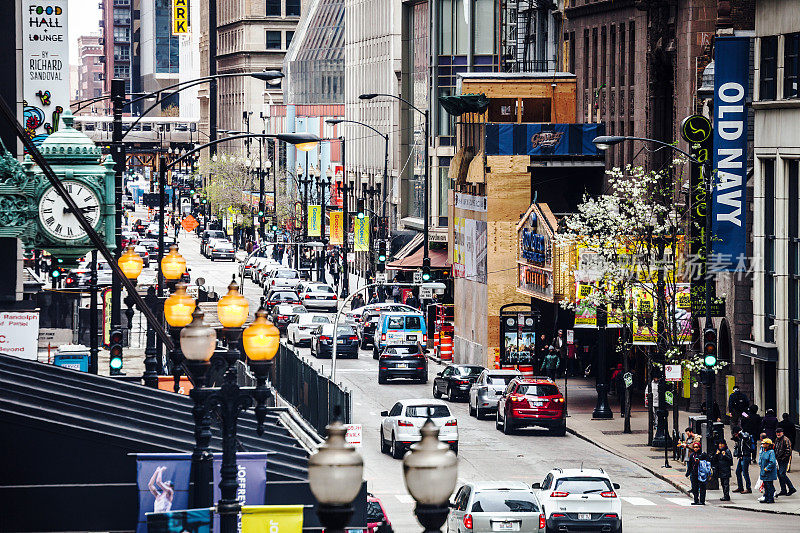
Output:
[53, 345, 90, 372]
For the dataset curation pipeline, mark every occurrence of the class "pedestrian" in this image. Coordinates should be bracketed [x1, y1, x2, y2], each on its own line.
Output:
[686, 441, 711, 505]
[774, 426, 796, 497]
[778, 413, 797, 446]
[728, 385, 749, 427]
[712, 439, 734, 501]
[742, 405, 762, 462]
[732, 426, 754, 494]
[540, 347, 560, 381]
[351, 292, 365, 311]
[758, 438, 778, 503]
[368, 291, 380, 305]
[391, 285, 400, 303]
[611, 364, 625, 415]
[680, 426, 702, 463]
[762, 409, 779, 440]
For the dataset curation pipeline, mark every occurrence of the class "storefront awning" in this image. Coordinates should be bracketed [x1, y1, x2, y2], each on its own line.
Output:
[739, 340, 779, 362]
[387, 245, 450, 270]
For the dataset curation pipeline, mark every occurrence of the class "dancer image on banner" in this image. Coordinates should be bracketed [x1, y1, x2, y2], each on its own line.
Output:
[148, 466, 175, 513]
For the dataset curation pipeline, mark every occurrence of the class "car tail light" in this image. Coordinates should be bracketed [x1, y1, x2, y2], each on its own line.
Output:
[331, 295, 338, 300]
[319, 335, 331, 342]
[463, 514, 472, 529]
[423, 334, 427, 342]
[551, 513, 565, 518]
[381, 334, 386, 341]
[277, 315, 287, 320]
[539, 513, 546, 529]
[445, 419, 457, 426]
[604, 513, 618, 518]
[272, 280, 276, 285]
[600, 491, 617, 498]
[398, 420, 414, 427]
[349, 336, 359, 341]
[550, 491, 569, 498]
[304, 294, 311, 299]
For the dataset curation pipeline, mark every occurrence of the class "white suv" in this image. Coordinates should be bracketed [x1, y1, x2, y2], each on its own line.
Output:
[380, 399, 458, 459]
[533, 468, 622, 533]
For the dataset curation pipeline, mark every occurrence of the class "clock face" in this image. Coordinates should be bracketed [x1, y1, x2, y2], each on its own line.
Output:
[38, 181, 101, 241]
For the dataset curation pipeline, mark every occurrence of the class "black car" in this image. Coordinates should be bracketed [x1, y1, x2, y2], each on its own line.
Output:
[264, 290, 301, 312]
[311, 324, 360, 359]
[271, 303, 306, 333]
[432, 365, 485, 401]
[378, 344, 428, 384]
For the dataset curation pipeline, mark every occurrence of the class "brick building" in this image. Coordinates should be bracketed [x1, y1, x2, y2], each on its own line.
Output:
[76, 34, 104, 109]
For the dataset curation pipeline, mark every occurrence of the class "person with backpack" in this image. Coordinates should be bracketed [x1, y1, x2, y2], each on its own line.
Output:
[728, 385, 749, 427]
[732, 426, 753, 494]
[686, 441, 710, 505]
[712, 440, 734, 501]
[741, 405, 762, 462]
[759, 438, 778, 504]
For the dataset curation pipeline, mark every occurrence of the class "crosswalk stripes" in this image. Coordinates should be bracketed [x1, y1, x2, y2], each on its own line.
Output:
[621, 496, 656, 506]
[665, 497, 694, 506]
[395, 494, 415, 504]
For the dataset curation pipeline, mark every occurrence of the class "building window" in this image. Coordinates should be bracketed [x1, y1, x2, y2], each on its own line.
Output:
[114, 44, 129, 60]
[600, 26, 606, 88]
[473, 0, 496, 55]
[628, 21, 635, 86]
[266, 31, 282, 50]
[113, 26, 130, 42]
[619, 24, 625, 87]
[583, 29, 589, 91]
[266, 0, 281, 16]
[286, 31, 294, 47]
[764, 158, 776, 341]
[785, 33, 800, 99]
[568, 31, 575, 73]
[789, 159, 800, 422]
[113, 64, 130, 78]
[760, 36, 778, 101]
[286, 0, 301, 17]
[610, 25, 616, 88]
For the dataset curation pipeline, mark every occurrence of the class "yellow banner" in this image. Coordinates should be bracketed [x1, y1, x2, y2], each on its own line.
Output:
[241, 505, 304, 533]
[329, 211, 343, 245]
[354, 215, 370, 251]
[172, 0, 189, 35]
[307, 205, 321, 237]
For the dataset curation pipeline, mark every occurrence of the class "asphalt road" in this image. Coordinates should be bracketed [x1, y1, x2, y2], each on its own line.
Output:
[175, 233, 794, 532]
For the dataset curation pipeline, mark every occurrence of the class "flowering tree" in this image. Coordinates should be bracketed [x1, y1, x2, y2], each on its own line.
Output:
[199, 155, 254, 228]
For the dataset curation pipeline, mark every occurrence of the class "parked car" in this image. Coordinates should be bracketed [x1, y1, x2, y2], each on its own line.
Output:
[380, 399, 458, 459]
[447, 481, 544, 533]
[250, 257, 274, 286]
[378, 344, 428, 384]
[495, 377, 566, 436]
[310, 323, 360, 359]
[372, 311, 427, 359]
[286, 313, 332, 346]
[264, 268, 301, 292]
[139, 238, 158, 255]
[298, 282, 338, 311]
[121, 231, 139, 248]
[240, 254, 268, 278]
[210, 240, 235, 261]
[271, 304, 306, 333]
[263, 289, 301, 312]
[533, 469, 621, 533]
[432, 365, 485, 401]
[367, 494, 393, 533]
[468, 369, 522, 419]
[133, 244, 150, 268]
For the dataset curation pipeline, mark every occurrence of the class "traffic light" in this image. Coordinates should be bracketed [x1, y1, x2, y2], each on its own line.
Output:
[421, 266, 431, 282]
[703, 327, 717, 368]
[377, 240, 387, 263]
[49, 266, 62, 279]
[258, 208, 264, 217]
[109, 329, 124, 375]
[271, 223, 278, 231]
[356, 199, 365, 219]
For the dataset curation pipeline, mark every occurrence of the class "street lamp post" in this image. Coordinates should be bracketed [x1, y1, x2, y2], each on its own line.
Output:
[89, 249, 99, 374]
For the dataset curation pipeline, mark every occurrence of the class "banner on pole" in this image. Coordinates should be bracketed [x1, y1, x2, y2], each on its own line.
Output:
[354, 215, 370, 251]
[172, 0, 189, 35]
[136, 454, 192, 533]
[213, 453, 270, 531]
[241, 505, 304, 533]
[308, 205, 321, 237]
[329, 211, 343, 245]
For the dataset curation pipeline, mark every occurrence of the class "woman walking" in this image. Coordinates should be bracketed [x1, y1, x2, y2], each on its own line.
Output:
[758, 438, 778, 503]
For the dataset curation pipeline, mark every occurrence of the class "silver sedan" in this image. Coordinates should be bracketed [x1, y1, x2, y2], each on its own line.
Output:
[468, 369, 521, 419]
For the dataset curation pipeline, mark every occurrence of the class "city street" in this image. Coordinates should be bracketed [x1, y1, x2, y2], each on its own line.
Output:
[174, 232, 797, 532]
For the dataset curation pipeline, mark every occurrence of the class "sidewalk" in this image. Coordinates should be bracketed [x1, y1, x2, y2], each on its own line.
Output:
[562, 376, 800, 515]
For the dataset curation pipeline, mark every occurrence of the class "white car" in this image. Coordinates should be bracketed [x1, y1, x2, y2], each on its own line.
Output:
[209, 240, 235, 261]
[379, 399, 459, 459]
[298, 283, 338, 311]
[265, 268, 300, 290]
[286, 313, 332, 346]
[447, 481, 544, 533]
[468, 369, 522, 419]
[533, 468, 622, 533]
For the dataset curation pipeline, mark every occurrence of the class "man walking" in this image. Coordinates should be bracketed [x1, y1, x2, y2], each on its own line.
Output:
[540, 347, 560, 381]
[712, 440, 733, 501]
[732, 426, 753, 494]
[728, 385, 749, 427]
[775, 426, 796, 497]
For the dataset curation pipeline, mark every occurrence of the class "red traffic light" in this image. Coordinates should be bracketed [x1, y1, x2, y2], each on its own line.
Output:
[110, 330, 123, 344]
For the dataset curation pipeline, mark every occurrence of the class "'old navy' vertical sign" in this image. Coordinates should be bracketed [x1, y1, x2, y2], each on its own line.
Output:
[712, 36, 750, 271]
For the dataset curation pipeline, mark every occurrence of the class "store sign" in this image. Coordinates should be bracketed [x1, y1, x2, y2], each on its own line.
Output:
[0, 311, 40, 360]
[22, 0, 69, 147]
[172, 0, 189, 35]
[307, 205, 321, 237]
[516, 203, 560, 301]
[712, 36, 750, 271]
[518, 263, 554, 301]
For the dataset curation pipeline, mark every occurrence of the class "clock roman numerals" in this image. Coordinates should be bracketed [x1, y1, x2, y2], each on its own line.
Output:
[45, 216, 55, 225]
[39, 181, 100, 241]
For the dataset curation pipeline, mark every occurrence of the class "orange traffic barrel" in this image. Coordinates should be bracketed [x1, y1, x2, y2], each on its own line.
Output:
[439, 334, 453, 361]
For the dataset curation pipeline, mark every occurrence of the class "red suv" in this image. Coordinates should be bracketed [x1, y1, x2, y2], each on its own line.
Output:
[495, 377, 566, 436]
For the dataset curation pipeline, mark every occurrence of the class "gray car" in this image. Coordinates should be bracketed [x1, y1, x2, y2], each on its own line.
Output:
[468, 369, 522, 419]
[447, 481, 544, 533]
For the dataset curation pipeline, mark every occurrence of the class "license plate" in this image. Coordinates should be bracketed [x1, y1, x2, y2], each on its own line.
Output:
[531, 400, 544, 406]
[492, 522, 514, 531]
[578, 513, 591, 520]
[406, 334, 416, 341]
[397, 363, 409, 369]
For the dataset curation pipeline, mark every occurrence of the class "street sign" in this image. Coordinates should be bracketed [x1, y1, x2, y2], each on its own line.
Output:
[345, 424, 362, 447]
[623, 372, 633, 388]
[0, 311, 39, 360]
[566, 329, 574, 344]
[413, 270, 423, 284]
[665, 391, 674, 406]
[420, 287, 433, 299]
[665, 364, 682, 382]
[376, 273, 387, 284]
[181, 215, 199, 233]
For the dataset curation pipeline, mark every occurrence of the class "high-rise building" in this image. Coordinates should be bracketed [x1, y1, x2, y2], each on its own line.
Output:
[100, 0, 133, 109]
[75, 34, 105, 112]
[132, 0, 181, 116]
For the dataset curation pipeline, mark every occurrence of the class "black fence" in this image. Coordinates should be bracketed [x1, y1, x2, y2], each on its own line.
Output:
[273, 344, 352, 436]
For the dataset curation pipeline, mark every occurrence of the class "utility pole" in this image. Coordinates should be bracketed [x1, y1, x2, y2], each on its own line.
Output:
[340, 137, 349, 298]
[110, 78, 125, 362]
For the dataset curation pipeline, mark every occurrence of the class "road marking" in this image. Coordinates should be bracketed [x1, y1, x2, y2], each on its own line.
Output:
[665, 497, 693, 506]
[335, 368, 373, 373]
[621, 497, 656, 506]
[395, 494, 415, 504]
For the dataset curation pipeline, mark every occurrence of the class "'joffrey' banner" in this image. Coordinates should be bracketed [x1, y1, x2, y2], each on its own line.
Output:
[712, 36, 750, 271]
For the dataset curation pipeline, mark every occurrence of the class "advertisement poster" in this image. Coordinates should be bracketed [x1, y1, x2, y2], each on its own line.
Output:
[452, 217, 487, 283]
[307, 205, 321, 237]
[241, 505, 304, 533]
[22, 1, 69, 147]
[499, 314, 537, 366]
[573, 282, 596, 328]
[353, 215, 370, 251]
[136, 454, 192, 533]
[712, 36, 750, 271]
[632, 286, 657, 345]
[328, 211, 343, 245]
[502, 321, 518, 364]
[212, 453, 270, 531]
[146, 508, 212, 533]
[0, 311, 40, 360]
[666, 283, 692, 345]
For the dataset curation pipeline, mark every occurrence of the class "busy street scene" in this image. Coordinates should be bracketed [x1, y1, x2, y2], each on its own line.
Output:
[2, 1, 800, 532]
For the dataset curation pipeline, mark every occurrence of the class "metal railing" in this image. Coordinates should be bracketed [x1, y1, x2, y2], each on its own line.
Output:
[272, 344, 352, 436]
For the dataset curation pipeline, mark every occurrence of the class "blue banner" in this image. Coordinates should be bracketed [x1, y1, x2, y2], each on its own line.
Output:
[136, 454, 193, 533]
[485, 123, 605, 157]
[146, 508, 213, 533]
[213, 452, 270, 531]
[712, 36, 750, 271]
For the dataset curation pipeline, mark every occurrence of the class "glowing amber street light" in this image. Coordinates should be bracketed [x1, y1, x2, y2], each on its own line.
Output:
[242, 307, 280, 361]
[164, 282, 196, 328]
[217, 279, 250, 328]
[161, 245, 187, 280]
[118, 245, 144, 280]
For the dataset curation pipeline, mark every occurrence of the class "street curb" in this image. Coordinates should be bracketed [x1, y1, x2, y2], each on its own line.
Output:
[565, 425, 692, 497]
[719, 503, 800, 516]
